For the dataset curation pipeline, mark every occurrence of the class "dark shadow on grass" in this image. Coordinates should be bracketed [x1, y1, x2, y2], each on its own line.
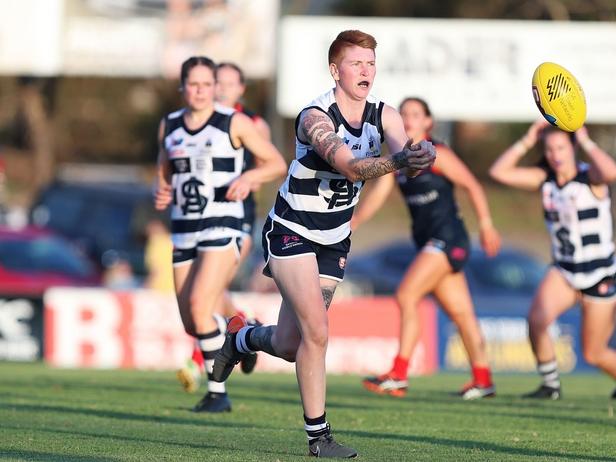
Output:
[0, 402, 276, 431]
[0, 449, 116, 461]
[1, 425, 304, 459]
[433, 405, 616, 429]
[341, 429, 616, 461]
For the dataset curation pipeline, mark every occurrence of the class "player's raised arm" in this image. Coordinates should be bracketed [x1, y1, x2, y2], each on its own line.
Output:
[576, 126, 616, 185]
[434, 146, 501, 257]
[489, 119, 549, 191]
[298, 108, 435, 183]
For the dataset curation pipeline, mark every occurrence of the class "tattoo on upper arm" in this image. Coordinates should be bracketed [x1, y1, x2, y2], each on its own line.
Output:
[321, 286, 336, 310]
[301, 112, 344, 166]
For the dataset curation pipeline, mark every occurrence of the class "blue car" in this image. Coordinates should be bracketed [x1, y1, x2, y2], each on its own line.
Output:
[344, 240, 546, 313]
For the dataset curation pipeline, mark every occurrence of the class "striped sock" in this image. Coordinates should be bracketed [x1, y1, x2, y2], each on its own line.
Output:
[538, 360, 560, 388]
[304, 413, 329, 442]
[236, 325, 255, 353]
[196, 315, 227, 394]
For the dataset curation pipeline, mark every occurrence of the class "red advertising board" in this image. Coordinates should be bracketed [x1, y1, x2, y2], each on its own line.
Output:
[44, 288, 437, 376]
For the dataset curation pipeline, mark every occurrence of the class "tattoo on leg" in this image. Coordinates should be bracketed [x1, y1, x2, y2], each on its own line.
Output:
[249, 325, 277, 356]
[321, 286, 336, 310]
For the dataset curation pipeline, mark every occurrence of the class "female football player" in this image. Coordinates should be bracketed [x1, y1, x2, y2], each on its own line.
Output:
[212, 31, 436, 458]
[490, 119, 616, 399]
[154, 56, 286, 412]
[355, 97, 501, 400]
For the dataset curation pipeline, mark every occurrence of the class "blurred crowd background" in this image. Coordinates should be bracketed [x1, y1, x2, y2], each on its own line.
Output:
[1, 0, 616, 372]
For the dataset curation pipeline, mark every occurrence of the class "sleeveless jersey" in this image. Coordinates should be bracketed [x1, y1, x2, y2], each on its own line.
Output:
[542, 162, 615, 289]
[269, 89, 384, 245]
[164, 105, 245, 248]
[395, 141, 466, 245]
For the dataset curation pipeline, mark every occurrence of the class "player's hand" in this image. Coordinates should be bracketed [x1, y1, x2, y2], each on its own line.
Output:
[226, 175, 253, 201]
[575, 125, 590, 144]
[403, 139, 436, 177]
[154, 183, 173, 210]
[480, 224, 501, 257]
[523, 119, 550, 148]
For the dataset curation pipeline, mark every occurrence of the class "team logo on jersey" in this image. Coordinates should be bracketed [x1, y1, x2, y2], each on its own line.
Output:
[368, 136, 375, 150]
[180, 177, 207, 214]
[338, 257, 346, 269]
[324, 179, 358, 209]
[342, 137, 350, 145]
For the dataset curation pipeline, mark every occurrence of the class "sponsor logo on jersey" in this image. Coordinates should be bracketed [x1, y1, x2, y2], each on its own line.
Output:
[171, 137, 183, 146]
[172, 158, 191, 174]
[351, 143, 361, 150]
[407, 190, 439, 206]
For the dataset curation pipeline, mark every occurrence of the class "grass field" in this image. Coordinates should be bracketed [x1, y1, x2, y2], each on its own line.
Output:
[1, 363, 616, 461]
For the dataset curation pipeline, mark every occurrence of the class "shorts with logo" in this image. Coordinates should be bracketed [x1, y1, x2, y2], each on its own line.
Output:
[414, 221, 470, 273]
[261, 216, 350, 282]
[172, 236, 243, 267]
[578, 273, 616, 301]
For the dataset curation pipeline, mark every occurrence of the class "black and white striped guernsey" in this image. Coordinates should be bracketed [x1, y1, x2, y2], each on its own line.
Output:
[269, 89, 385, 245]
[542, 163, 615, 289]
[164, 105, 245, 248]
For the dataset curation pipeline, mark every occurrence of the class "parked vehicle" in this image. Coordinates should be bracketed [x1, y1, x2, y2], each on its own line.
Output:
[0, 226, 101, 296]
[30, 181, 164, 276]
[343, 240, 547, 315]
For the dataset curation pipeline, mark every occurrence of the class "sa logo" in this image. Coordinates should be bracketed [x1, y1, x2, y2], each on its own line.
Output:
[181, 177, 207, 214]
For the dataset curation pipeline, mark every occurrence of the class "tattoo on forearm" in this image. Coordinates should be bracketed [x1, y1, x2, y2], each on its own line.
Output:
[249, 325, 277, 356]
[321, 286, 336, 310]
[301, 112, 344, 166]
[348, 150, 418, 181]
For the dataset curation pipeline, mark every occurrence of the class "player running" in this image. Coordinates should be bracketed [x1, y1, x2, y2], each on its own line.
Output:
[176, 62, 271, 394]
[154, 56, 286, 412]
[355, 97, 501, 400]
[490, 120, 616, 399]
[212, 30, 435, 458]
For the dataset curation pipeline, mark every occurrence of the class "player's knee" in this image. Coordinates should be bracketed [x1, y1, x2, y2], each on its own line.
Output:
[527, 309, 549, 331]
[582, 346, 604, 366]
[396, 291, 419, 316]
[303, 325, 328, 350]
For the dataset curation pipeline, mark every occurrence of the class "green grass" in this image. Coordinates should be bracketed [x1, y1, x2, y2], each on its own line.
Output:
[1, 363, 616, 461]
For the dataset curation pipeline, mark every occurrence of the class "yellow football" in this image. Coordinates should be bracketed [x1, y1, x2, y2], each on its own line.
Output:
[531, 62, 586, 132]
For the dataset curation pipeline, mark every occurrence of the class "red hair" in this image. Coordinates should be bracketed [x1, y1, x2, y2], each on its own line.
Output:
[328, 30, 377, 65]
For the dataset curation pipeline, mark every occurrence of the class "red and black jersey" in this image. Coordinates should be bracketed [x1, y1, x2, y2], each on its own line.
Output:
[395, 139, 467, 247]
